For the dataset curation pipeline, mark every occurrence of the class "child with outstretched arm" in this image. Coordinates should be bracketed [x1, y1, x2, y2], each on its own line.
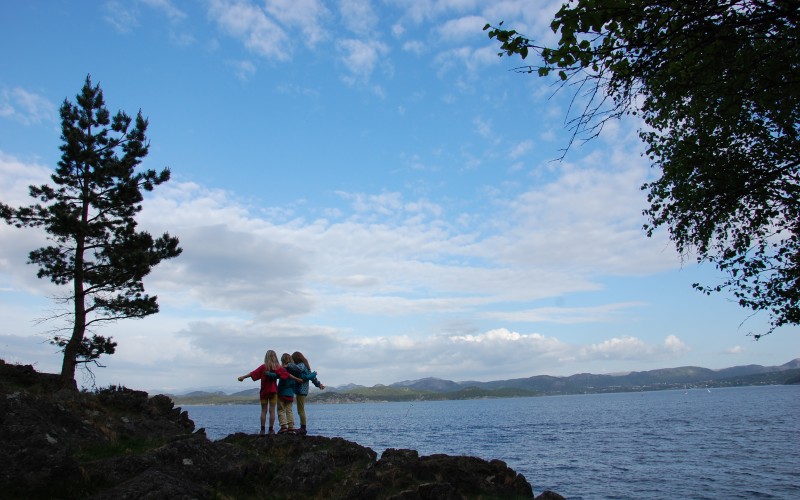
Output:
[287, 351, 325, 435]
[275, 352, 305, 434]
[237, 349, 301, 436]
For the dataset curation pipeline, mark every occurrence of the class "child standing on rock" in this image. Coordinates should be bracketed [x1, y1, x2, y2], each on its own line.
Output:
[287, 351, 325, 435]
[276, 352, 303, 434]
[238, 349, 301, 436]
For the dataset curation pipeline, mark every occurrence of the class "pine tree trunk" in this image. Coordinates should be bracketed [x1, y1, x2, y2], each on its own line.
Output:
[60, 273, 85, 389]
[61, 196, 88, 390]
[59, 328, 81, 390]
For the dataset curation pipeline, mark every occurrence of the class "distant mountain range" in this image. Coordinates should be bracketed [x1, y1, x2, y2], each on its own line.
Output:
[170, 359, 800, 405]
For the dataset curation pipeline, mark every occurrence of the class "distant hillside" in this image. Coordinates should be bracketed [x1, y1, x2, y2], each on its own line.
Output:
[174, 388, 258, 405]
[390, 377, 463, 392]
[445, 359, 800, 395]
[313, 384, 540, 403]
[169, 359, 800, 405]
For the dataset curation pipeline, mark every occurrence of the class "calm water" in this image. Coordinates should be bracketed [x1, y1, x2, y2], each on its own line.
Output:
[184, 385, 800, 499]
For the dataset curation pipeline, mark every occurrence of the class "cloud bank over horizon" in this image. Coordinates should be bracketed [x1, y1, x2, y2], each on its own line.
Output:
[1, 0, 795, 392]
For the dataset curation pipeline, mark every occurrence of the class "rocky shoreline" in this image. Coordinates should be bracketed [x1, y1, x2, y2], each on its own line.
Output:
[0, 361, 563, 499]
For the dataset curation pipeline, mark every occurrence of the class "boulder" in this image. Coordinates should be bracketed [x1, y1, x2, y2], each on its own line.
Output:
[0, 360, 562, 499]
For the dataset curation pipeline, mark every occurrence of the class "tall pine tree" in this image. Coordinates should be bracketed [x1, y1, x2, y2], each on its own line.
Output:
[1, 76, 182, 387]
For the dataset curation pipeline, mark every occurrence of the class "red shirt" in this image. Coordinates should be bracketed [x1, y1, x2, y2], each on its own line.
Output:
[248, 364, 290, 400]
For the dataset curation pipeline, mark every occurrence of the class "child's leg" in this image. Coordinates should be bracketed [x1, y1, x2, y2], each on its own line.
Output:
[296, 395, 307, 427]
[287, 400, 295, 430]
[259, 400, 268, 433]
[267, 394, 277, 431]
[277, 398, 288, 429]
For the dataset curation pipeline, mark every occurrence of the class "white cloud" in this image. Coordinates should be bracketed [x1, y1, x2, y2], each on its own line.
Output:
[481, 302, 646, 325]
[339, 190, 403, 215]
[0, 146, 694, 389]
[265, 0, 330, 48]
[208, 0, 290, 60]
[141, 0, 186, 21]
[125, 153, 676, 330]
[663, 334, 690, 354]
[0, 152, 57, 295]
[397, 0, 482, 25]
[103, 0, 140, 32]
[402, 39, 426, 54]
[438, 15, 486, 41]
[580, 335, 651, 359]
[207, 0, 330, 61]
[337, 38, 390, 85]
[508, 139, 533, 159]
[339, 0, 379, 36]
[434, 45, 499, 76]
[0, 88, 57, 126]
[472, 116, 495, 140]
[0, 151, 51, 199]
[3, 0, 794, 396]
[576, 334, 689, 363]
[170, 31, 196, 46]
[479, 145, 678, 276]
[228, 59, 257, 80]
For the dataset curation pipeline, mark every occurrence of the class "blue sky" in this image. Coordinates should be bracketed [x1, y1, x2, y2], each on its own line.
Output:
[1, 0, 797, 393]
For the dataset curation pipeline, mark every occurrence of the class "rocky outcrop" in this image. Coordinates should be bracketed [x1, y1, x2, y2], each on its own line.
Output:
[0, 360, 563, 499]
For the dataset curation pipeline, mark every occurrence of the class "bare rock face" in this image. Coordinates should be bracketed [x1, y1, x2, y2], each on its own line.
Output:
[0, 360, 563, 499]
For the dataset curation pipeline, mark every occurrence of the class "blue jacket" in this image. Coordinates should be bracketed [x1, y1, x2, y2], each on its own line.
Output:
[269, 368, 297, 401]
[286, 362, 320, 396]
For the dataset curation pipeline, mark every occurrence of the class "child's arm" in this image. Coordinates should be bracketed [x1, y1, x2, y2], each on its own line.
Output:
[309, 372, 325, 391]
[237, 365, 265, 382]
[269, 366, 303, 382]
[237, 366, 261, 382]
[295, 367, 317, 381]
[284, 364, 305, 383]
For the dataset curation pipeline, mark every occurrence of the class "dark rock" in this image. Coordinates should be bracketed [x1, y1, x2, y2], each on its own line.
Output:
[353, 449, 534, 499]
[0, 360, 560, 499]
[535, 491, 567, 500]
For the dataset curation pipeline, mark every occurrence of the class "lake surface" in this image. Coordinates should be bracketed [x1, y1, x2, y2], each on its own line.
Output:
[184, 385, 799, 499]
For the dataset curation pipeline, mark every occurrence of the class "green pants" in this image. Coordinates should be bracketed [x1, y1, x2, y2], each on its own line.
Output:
[296, 394, 307, 426]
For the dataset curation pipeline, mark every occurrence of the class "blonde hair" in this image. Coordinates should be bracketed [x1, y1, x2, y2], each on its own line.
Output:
[280, 352, 293, 365]
[264, 350, 280, 371]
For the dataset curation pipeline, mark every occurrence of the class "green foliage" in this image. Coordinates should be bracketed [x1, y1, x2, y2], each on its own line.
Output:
[0, 76, 182, 384]
[51, 334, 117, 366]
[486, 1, 800, 336]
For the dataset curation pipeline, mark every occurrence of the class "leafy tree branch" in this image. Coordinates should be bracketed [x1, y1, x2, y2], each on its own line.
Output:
[485, 0, 799, 337]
